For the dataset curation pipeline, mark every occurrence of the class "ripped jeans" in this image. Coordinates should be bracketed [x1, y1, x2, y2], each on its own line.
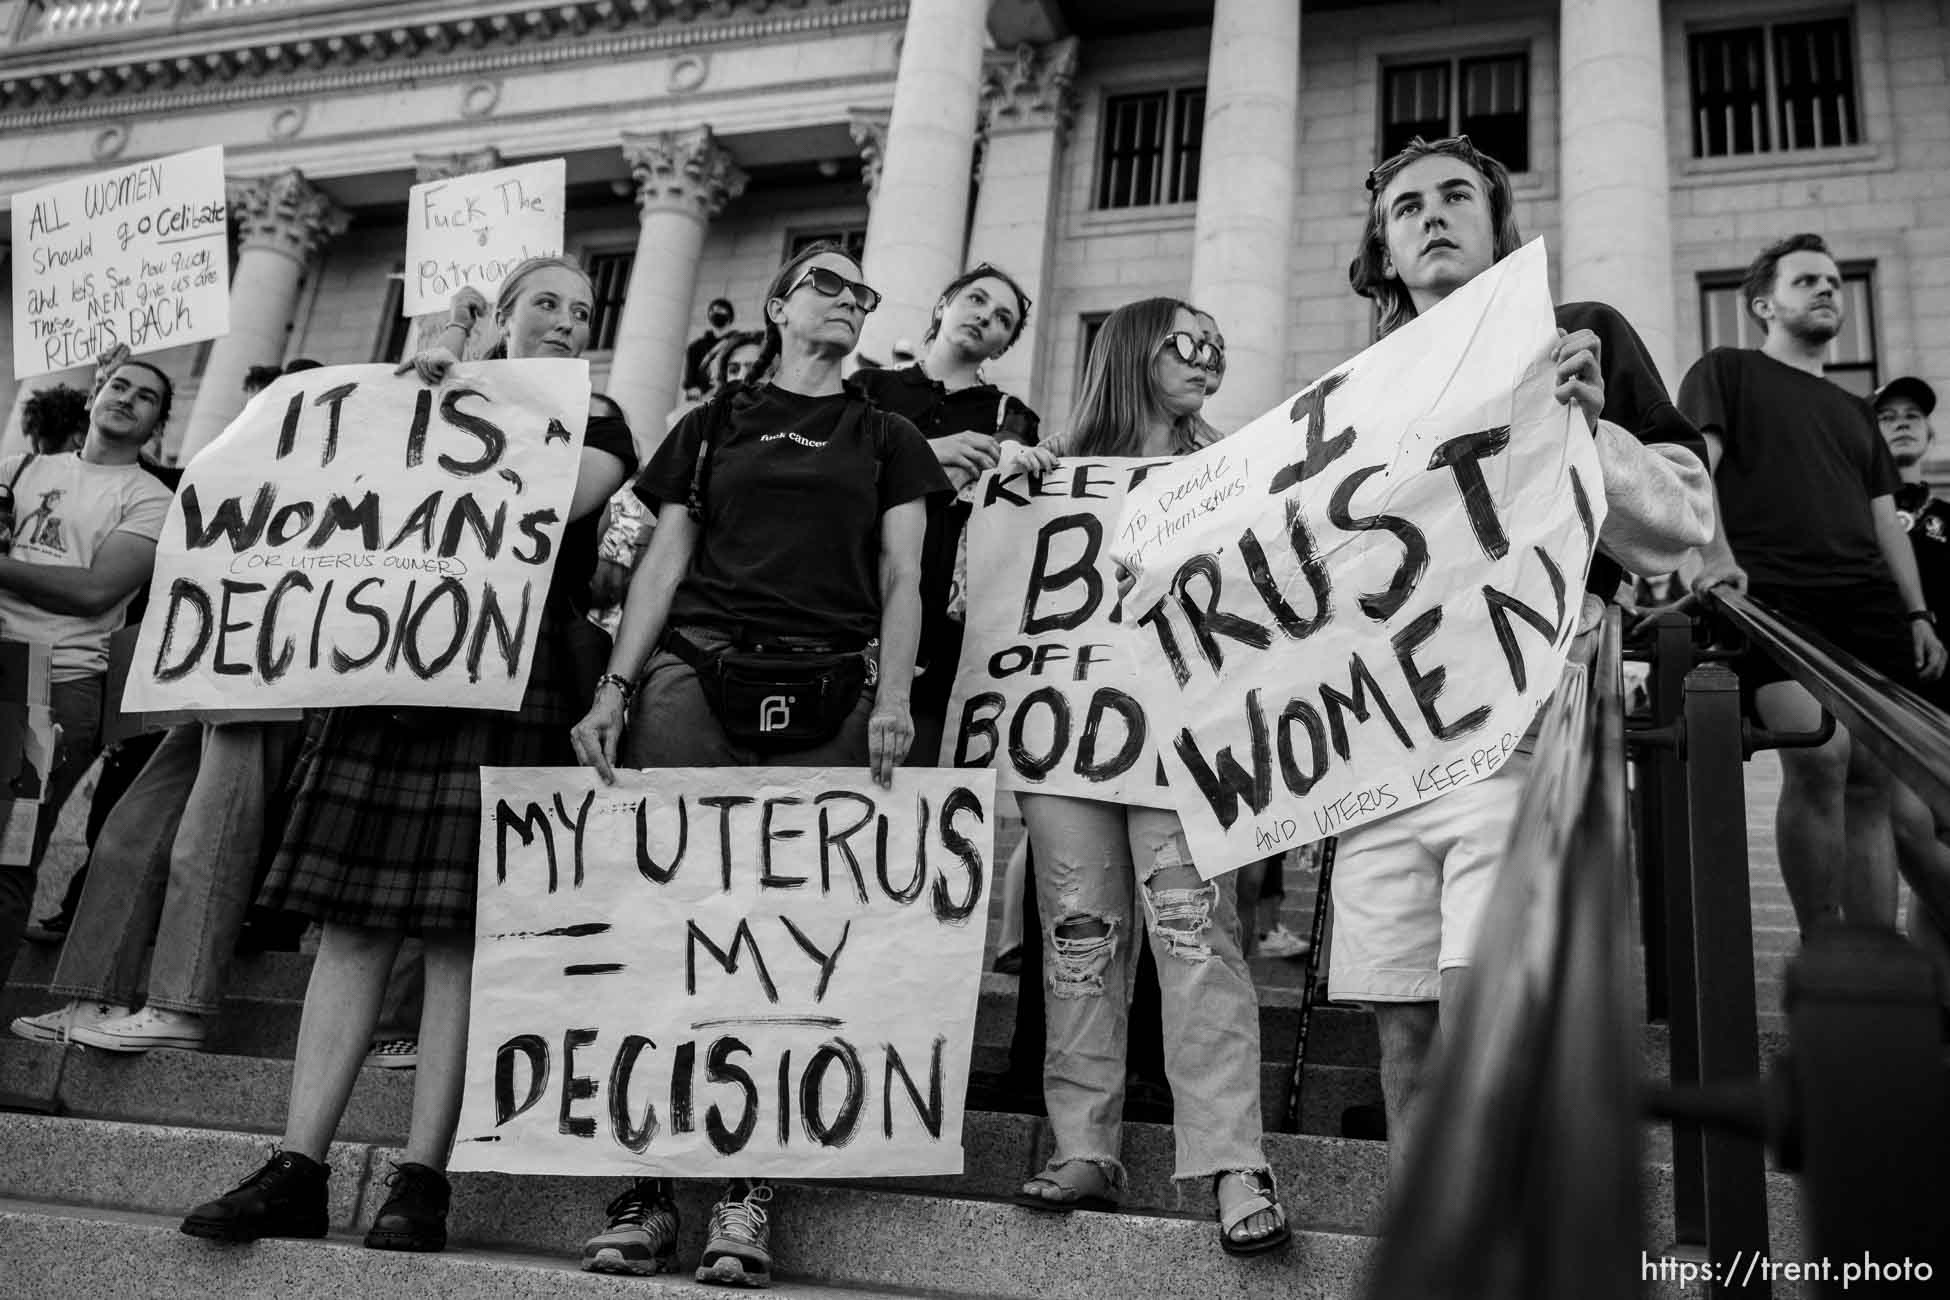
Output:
[1019, 793, 1268, 1185]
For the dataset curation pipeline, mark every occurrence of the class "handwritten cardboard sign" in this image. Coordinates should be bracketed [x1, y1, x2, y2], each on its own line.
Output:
[1112, 240, 1605, 877]
[123, 360, 589, 713]
[11, 146, 230, 380]
[944, 457, 1175, 807]
[452, 766, 997, 1178]
[403, 159, 566, 316]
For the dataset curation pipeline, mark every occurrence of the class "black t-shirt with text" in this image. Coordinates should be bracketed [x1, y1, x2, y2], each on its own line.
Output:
[1895, 483, 1950, 617]
[1678, 347, 1900, 591]
[635, 383, 949, 644]
[853, 364, 1040, 712]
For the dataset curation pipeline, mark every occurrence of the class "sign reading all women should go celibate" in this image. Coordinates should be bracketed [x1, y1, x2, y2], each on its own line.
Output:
[403, 159, 566, 315]
[944, 456, 1177, 807]
[11, 146, 230, 380]
[123, 360, 590, 713]
[453, 767, 996, 1178]
[1111, 240, 1605, 878]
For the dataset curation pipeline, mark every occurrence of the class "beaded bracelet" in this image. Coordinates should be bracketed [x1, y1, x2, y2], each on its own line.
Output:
[595, 672, 636, 704]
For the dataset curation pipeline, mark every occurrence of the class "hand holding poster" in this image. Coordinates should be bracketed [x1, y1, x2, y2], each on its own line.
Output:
[403, 159, 566, 315]
[1112, 240, 1605, 877]
[452, 766, 996, 1178]
[123, 360, 589, 713]
[944, 457, 1177, 807]
[11, 146, 229, 379]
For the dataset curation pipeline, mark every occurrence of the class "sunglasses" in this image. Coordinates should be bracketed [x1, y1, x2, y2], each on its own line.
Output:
[783, 266, 882, 313]
[1160, 331, 1225, 371]
[966, 262, 1033, 314]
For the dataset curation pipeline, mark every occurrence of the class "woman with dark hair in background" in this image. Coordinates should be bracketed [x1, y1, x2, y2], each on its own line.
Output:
[179, 256, 636, 1253]
[569, 242, 948, 1287]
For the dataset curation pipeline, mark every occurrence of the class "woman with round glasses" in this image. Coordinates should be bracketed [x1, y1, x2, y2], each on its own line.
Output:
[568, 242, 949, 1286]
[853, 262, 1055, 760]
[180, 256, 637, 1254]
[1009, 297, 1288, 1257]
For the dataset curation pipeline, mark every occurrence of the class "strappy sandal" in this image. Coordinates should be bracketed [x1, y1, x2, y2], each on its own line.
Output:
[1013, 1161, 1119, 1215]
[1215, 1169, 1291, 1256]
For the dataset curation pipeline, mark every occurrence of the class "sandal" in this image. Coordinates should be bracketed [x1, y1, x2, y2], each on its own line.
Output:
[1013, 1161, 1119, 1214]
[1215, 1169, 1291, 1256]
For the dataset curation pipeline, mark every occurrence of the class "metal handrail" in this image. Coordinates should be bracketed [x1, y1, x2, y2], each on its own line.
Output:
[1364, 610, 1640, 1300]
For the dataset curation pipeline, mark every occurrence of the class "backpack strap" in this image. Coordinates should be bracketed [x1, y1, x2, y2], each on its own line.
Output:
[7, 452, 37, 491]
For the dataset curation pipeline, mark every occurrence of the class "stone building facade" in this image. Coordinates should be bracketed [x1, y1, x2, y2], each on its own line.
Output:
[2, 0, 1947, 476]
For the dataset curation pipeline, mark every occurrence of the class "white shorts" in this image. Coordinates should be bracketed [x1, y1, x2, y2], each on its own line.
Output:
[1326, 752, 1529, 1003]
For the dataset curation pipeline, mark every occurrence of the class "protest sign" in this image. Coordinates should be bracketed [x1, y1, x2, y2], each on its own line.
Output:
[944, 457, 1176, 807]
[1112, 240, 1605, 877]
[403, 159, 565, 315]
[11, 146, 230, 380]
[452, 766, 996, 1179]
[123, 360, 589, 713]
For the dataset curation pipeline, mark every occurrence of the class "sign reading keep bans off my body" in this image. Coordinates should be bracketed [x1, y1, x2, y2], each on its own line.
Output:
[453, 767, 995, 1178]
[124, 361, 589, 712]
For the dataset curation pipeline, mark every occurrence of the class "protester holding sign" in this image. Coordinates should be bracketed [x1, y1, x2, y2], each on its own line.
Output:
[852, 262, 1051, 761]
[568, 243, 947, 1287]
[1004, 297, 1288, 1258]
[181, 256, 635, 1253]
[0, 357, 174, 994]
[1338, 135, 1712, 1184]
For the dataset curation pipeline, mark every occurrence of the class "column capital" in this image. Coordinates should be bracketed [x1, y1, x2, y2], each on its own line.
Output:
[413, 147, 505, 183]
[847, 107, 892, 202]
[620, 126, 747, 221]
[980, 37, 1079, 137]
[227, 169, 348, 265]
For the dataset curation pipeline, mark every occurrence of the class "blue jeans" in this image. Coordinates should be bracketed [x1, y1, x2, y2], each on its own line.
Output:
[0, 674, 104, 991]
[48, 720, 301, 1014]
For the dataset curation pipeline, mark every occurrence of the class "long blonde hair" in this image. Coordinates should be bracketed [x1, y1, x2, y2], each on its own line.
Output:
[1066, 297, 1215, 458]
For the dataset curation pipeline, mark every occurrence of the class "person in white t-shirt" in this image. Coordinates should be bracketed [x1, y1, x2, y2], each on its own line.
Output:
[0, 357, 174, 990]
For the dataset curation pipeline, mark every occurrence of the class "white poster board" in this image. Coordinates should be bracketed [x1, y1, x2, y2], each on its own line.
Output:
[11, 146, 230, 380]
[124, 360, 589, 712]
[1113, 240, 1605, 877]
[453, 766, 997, 1178]
[403, 159, 566, 315]
[944, 457, 1175, 807]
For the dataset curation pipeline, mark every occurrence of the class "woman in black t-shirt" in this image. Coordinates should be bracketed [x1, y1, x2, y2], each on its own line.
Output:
[853, 263, 1054, 759]
[568, 244, 948, 1287]
[182, 257, 637, 1254]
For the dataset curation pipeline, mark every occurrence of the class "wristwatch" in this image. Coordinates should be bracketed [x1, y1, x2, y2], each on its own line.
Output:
[1906, 610, 1937, 627]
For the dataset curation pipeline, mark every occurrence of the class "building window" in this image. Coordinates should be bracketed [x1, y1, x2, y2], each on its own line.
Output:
[373, 270, 412, 364]
[787, 227, 867, 262]
[1379, 53, 1529, 172]
[1688, 17, 1859, 159]
[1076, 312, 1109, 392]
[1698, 263, 1879, 396]
[586, 250, 634, 353]
[1095, 86, 1205, 209]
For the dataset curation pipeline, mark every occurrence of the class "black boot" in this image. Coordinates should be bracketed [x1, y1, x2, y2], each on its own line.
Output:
[181, 1150, 330, 1242]
[363, 1160, 451, 1252]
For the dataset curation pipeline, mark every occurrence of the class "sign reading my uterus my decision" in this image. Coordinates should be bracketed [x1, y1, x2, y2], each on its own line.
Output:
[10, 146, 230, 380]
[403, 159, 566, 315]
[122, 360, 590, 713]
[1110, 239, 1605, 879]
[453, 766, 996, 1178]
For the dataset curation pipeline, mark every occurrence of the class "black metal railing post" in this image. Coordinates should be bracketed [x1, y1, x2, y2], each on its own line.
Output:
[1681, 663, 1772, 1299]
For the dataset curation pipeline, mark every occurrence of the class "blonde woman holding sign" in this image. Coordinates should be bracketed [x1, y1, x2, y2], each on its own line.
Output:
[1010, 297, 1289, 1257]
[568, 243, 948, 1287]
[181, 256, 637, 1253]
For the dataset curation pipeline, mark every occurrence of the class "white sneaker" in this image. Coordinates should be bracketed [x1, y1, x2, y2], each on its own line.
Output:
[9, 1000, 132, 1044]
[67, 1006, 207, 1053]
[1257, 924, 1312, 960]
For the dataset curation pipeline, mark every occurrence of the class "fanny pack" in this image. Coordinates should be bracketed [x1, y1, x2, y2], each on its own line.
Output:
[664, 629, 875, 750]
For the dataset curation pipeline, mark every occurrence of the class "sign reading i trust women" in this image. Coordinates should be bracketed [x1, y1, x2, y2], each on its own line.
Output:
[123, 360, 589, 713]
[1113, 240, 1606, 878]
[453, 766, 996, 1178]
[11, 146, 230, 379]
[403, 159, 566, 315]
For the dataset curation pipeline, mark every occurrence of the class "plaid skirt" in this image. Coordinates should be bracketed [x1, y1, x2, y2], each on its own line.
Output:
[259, 619, 585, 935]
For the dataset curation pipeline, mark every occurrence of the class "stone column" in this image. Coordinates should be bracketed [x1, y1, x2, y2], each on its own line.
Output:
[853, 0, 990, 364]
[176, 170, 347, 463]
[1560, 0, 1678, 385]
[1187, 0, 1301, 435]
[966, 39, 1078, 409]
[409, 147, 505, 357]
[608, 126, 746, 456]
